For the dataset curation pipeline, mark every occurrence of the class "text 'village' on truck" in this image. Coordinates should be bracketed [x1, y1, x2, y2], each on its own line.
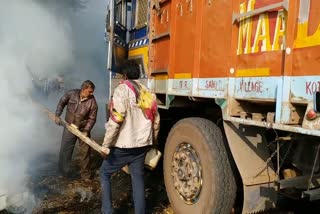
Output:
[105, 0, 320, 213]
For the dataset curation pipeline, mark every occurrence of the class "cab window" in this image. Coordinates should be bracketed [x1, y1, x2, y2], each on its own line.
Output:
[135, 0, 148, 28]
[115, 0, 123, 24]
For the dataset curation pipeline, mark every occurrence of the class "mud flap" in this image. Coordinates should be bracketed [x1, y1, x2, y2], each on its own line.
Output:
[243, 183, 277, 213]
[223, 121, 278, 213]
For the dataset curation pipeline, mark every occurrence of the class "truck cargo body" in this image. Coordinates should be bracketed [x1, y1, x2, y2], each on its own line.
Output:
[105, 0, 320, 213]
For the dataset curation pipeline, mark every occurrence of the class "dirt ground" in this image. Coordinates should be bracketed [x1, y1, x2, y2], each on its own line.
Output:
[1, 124, 320, 213]
[2, 152, 320, 214]
[22, 150, 174, 214]
[0, 105, 175, 214]
[0, 156, 173, 214]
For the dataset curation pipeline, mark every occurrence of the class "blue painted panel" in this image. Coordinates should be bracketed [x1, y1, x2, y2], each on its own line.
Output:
[168, 79, 192, 96]
[114, 23, 126, 42]
[196, 78, 228, 98]
[129, 27, 147, 40]
[290, 76, 320, 102]
[132, 0, 136, 27]
[134, 27, 147, 39]
[234, 77, 279, 100]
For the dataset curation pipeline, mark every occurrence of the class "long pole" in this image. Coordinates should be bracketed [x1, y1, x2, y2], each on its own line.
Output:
[43, 108, 103, 153]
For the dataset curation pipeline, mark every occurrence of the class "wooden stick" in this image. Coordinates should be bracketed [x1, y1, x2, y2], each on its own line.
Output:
[43, 107, 103, 154]
[42, 107, 133, 173]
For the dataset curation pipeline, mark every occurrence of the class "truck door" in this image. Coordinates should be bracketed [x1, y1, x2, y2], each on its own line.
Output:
[105, 0, 131, 101]
[105, 0, 129, 74]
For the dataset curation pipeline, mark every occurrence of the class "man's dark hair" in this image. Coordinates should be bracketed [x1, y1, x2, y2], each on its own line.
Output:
[81, 80, 95, 90]
[120, 60, 140, 80]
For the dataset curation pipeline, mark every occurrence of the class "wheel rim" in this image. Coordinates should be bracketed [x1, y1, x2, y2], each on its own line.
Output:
[171, 143, 202, 204]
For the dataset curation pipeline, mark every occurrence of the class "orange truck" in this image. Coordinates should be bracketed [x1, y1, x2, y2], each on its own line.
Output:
[105, 0, 320, 213]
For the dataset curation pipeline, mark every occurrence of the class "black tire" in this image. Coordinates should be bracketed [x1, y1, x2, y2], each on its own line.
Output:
[163, 117, 236, 214]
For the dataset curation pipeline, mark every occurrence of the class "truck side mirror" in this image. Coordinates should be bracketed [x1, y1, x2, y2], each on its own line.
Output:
[314, 92, 320, 112]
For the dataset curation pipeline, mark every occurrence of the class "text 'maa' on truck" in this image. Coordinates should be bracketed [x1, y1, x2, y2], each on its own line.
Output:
[105, 0, 320, 213]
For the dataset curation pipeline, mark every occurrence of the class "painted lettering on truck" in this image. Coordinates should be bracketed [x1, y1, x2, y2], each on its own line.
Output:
[237, 0, 320, 55]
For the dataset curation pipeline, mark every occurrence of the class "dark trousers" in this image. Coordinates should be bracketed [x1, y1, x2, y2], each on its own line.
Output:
[100, 147, 148, 214]
[58, 128, 92, 179]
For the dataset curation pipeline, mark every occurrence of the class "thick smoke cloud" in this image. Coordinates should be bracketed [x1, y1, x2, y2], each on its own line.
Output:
[65, 0, 108, 135]
[43, 0, 109, 134]
[0, 0, 108, 211]
[0, 0, 73, 212]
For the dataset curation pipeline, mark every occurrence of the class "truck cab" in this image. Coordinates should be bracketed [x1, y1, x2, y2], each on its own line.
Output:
[105, 0, 149, 98]
[105, 0, 320, 213]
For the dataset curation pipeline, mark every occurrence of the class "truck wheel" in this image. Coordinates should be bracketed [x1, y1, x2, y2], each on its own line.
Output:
[163, 117, 236, 214]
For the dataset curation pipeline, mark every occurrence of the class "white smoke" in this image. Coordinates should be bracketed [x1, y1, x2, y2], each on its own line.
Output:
[0, 0, 74, 212]
[65, 0, 108, 135]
